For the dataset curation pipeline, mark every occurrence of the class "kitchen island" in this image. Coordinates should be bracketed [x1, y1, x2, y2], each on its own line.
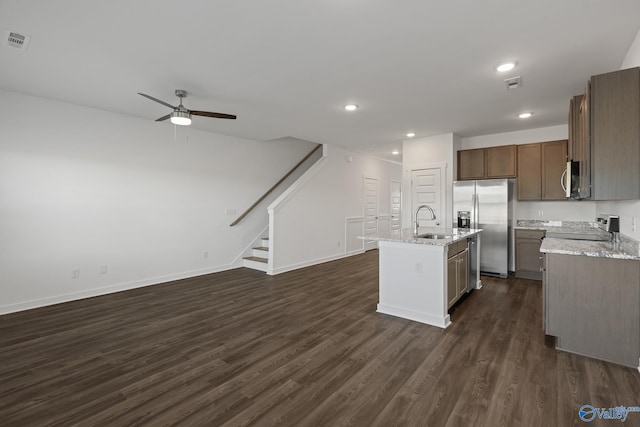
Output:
[365, 228, 482, 328]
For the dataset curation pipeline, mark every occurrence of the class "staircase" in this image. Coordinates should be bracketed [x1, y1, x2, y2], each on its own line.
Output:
[243, 236, 269, 272]
[233, 144, 323, 275]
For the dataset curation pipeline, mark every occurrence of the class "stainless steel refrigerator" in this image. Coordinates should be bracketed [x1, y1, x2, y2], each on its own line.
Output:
[453, 179, 511, 278]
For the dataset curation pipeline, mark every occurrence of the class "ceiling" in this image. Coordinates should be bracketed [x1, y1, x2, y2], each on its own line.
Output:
[1, 1, 639, 162]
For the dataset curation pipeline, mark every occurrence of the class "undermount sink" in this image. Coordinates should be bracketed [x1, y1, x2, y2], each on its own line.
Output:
[416, 233, 451, 239]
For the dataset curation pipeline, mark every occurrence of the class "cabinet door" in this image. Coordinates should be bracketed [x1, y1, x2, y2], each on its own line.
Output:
[457, 250, 468, 298]
[578, 82, 591, 198]
[447, 257, 458, 308]
[567, 98, 574, 161]
[541, 140, 567, 200]
[546, 254, 640, 367]
[591, 67, 640, 200]
[568, 94, 584, 162]
[515, 239, 543, 277]
[458, 148, 485, 180]
[486, 145, 516, 178]
[516, 143, 542, 200]
[515, 229, 545, 279]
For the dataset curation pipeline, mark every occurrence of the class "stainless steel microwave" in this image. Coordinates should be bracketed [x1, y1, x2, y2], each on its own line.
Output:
[563, 161, 580, 199]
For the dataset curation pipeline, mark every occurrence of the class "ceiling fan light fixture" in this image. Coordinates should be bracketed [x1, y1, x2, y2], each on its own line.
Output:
[170, 111, 192, 126]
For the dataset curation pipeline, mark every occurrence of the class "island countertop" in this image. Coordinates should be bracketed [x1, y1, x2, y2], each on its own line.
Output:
[364, 227, 482, 246]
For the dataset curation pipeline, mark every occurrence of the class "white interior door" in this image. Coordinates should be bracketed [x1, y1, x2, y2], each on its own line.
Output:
[411, 168, 442, 229]
[363, 177, 379, 251]
[390, 180, 401, 238]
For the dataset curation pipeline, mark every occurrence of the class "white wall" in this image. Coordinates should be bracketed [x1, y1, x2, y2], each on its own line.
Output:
[595, 28, 640, 241]
[462, 125, 568, 150]
[621, 29, 640, 69]
[462, 126, 598, 223]
[402, 133, 458, 228]
[268, 145, 401, 273]
[0, 90, 315, 313]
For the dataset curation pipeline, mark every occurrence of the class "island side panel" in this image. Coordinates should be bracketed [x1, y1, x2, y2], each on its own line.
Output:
[377, 240, 450, 328]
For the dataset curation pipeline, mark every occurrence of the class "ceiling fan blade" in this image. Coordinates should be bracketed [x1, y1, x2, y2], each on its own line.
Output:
[191, 110, 237, 120]
[138, 93, 177, 110]
[155, 114, 171, 122]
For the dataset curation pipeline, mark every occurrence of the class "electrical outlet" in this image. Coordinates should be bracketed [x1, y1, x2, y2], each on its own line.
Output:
[415, 262, 422, 273]
[203, 251, 209, 259]
[337, 241, 341, 247]
[100, 264, 108, 275]
[72, 268, 80, 279]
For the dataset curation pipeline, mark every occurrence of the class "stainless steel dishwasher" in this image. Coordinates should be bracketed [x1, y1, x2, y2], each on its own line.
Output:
[467, 235, 479, 291]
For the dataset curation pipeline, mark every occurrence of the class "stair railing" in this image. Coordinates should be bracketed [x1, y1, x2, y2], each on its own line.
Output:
[230, 144, 322, 226]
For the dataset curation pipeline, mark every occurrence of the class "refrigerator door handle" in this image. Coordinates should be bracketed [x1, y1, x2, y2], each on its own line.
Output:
[471, 193, 476, 228]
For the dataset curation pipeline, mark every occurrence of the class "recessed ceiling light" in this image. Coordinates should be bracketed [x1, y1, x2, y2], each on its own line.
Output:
[344, 104, 359, 111]
[518, 112, 533, 119]
[406, 132, 416, 138]
[392, 150, 400, 155]
[496, 62, 516, 72]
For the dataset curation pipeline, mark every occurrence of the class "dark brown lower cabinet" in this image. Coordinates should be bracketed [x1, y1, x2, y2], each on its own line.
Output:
[447, 239, 468, 308]
[544, 253, 640, 368]
[515, 229, 545, 280]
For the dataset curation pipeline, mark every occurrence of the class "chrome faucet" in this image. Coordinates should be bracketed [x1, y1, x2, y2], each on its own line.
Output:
[414, 204, 436, 235]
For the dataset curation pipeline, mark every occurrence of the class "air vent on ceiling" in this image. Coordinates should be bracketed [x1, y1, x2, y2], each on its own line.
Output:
[505, 76, 522, 90]
[4, 30, 31, 51]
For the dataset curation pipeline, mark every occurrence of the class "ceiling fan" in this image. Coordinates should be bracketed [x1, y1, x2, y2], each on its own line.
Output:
[138, 89, 236, 126]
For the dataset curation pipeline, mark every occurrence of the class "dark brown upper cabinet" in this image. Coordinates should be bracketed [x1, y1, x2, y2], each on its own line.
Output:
[457, 145, 516, 180]
[517, 140, 567, 201]
[590, 67, 640, 200]
[517, 143, 542, 200]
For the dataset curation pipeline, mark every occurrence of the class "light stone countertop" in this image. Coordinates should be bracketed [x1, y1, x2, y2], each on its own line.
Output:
[514, 220, 601, 234]
[363, 227, 482, 247]
[540, 237, 640, 260]
[517, 218, 640, 260]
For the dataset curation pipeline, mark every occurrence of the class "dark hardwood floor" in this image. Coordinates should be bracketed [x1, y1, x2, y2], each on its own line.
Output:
[1, 250, 639, 426]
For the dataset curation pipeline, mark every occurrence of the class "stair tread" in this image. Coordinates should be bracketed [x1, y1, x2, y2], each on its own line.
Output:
[253, 246, 269, 251]
[244, 256, 268, 263]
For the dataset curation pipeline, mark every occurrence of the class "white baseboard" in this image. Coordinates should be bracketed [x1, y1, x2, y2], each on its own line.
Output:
[268, 250, 365, 275]
[376, 303, 451, 329]
[0, 263, 236, 315]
